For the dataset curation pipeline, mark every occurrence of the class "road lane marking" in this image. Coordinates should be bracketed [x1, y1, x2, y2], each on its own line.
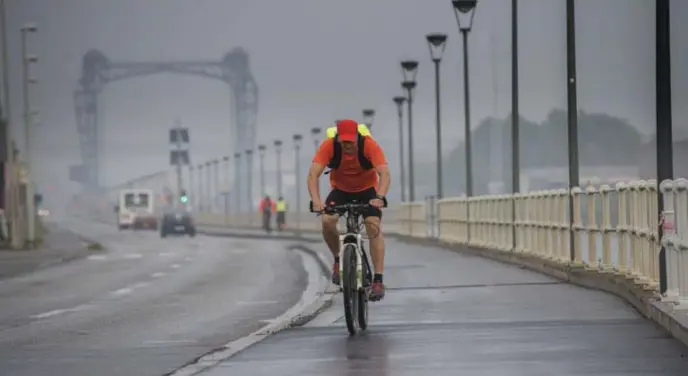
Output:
[31, 304, 91, 319]
[87, 255, 107, 261]
[151, 272, 166, 278]
[237, 300, 279, 306]
[159, 252, 174, 257]
[142, 340, 198, 346]
[123, 253, 143, 259]
[183, 256, 194, 262]
[112, 288, 132, 296]
[170, 264, 181, 269]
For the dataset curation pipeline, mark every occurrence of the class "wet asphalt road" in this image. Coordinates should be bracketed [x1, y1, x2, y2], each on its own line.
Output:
[0, 219, 311, 376]
[199, 240, 688, 376]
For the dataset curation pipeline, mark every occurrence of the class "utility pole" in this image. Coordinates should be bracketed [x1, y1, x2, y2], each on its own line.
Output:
[169, 119, 190, 202]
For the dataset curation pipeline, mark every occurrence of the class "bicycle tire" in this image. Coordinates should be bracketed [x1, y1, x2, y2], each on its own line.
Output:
[357, 248, 370, 331]
[342, 243, 358, 335]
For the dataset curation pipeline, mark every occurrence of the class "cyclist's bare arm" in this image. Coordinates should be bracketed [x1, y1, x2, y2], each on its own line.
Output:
[307, 162, 327, 205]
[375, 164, 391, 197]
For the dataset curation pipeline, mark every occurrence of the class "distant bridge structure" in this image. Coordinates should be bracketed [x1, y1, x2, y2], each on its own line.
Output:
[69, 48, 259, 202]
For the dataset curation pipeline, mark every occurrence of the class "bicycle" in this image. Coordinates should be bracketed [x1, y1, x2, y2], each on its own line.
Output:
[310, 198, 387, 335]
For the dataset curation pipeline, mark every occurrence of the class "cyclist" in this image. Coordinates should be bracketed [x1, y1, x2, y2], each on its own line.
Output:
[307, 119, 391, 301]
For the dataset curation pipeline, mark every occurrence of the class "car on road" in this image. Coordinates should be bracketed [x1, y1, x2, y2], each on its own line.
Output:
[159, 206, 196, 238]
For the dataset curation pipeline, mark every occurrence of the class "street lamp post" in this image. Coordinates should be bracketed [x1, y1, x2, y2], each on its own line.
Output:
[362, 109, 376, 129]
[197, 164, 203, 211]
[511, 0, 520, 250]
[204, 161, 212, 212]
[293, 134, 303, 235]
[452, 0, 477, 198]
[274, 140, 283, 197]
[257, 145, 266, 197]
[393, 96, 407, 202]
[233, 153, 241, 212]
[212, 159, 219, 212]
[245, 149, 253, 213]
[401, 60, 418, 202]
[310, 127, 321, 151]
[21, 23, 37, 246]
[222, 156, 230, 218]
[426, 33, 448, 199]
[188, 165, 194, 210]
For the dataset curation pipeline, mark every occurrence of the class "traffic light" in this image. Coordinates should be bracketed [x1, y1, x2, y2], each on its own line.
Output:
[180, 190, 188, 203]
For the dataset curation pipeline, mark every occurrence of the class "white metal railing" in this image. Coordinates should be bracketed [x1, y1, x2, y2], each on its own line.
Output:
[396, 179, 687, 311]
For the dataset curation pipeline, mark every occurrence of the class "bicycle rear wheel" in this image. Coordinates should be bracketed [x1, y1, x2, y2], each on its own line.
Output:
[342, 243, 358, 335]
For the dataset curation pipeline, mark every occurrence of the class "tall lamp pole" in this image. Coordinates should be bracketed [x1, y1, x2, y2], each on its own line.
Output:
[212, 160, 219, 212]
[257, 145, 266, 197]
[233, 153, 241, 212]
[188, 165, 194, 210]
[362, 109, 376, 129]
[401, 60, 418, 202]
[393, 96, 407, 202]
[293, 134, 303, 234]
[245, 149, 253, 210]
[197, 164, 204, 211]
[21, 23, 38, 246]
[452, 0, 478, 198]
[274, 140, 283, 197]
[222, 156, 230, 215]
[310, 127, 321, 151]
[426, 33, 448, 199]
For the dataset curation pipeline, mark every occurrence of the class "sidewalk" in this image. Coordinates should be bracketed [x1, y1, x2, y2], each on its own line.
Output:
[195, 239, 688, 376]
[0, 224, 102, 280]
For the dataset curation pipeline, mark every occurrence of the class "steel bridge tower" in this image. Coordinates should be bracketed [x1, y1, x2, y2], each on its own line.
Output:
[69, 48, 258, 206]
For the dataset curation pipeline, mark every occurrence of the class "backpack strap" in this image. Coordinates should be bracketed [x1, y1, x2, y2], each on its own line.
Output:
[357, 134, 373, 170]
[324, 134, 373, 175]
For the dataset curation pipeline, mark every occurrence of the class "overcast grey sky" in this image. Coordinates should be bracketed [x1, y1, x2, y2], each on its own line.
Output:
[2, 0, 687, 194]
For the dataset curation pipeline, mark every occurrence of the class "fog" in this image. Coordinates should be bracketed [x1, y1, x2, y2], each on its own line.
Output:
[1, 0, 687, 210]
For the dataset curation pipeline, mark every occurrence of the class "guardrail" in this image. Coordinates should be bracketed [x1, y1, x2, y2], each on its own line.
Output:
[396, 179, 688, 311]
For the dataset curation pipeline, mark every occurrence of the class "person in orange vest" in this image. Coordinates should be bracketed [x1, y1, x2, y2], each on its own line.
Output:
[258, 195, 276, 232]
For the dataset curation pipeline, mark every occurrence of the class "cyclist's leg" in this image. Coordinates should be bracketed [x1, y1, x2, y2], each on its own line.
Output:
[323, 189, 344, 284]
[359, 187, 386, 300]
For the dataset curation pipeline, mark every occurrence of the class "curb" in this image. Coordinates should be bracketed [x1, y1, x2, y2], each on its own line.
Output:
[395, 235, 688, 350]
[165, 242, 336, 376]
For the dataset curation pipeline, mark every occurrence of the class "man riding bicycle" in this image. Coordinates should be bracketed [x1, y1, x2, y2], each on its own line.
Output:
[307, 119, 391, 301]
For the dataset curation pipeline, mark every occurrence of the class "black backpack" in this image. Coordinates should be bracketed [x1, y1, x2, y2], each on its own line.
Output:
[324, 133, 373, 175]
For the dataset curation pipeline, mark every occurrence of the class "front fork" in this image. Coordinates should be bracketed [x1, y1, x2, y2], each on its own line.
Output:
[338, 234, 371, 290]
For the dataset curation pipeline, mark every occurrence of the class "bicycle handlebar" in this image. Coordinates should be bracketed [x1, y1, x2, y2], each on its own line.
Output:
[308, 198, 388, 215]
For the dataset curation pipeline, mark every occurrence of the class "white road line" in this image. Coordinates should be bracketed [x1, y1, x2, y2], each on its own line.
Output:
[112, 288, 132, 296]
[237, 300, 279, 306]
[142, 340, 198, 345]
[151, 272, 166, 278]
[183, 256, 193, 262]
[131, 282, 149, 289]
[31, 304, 91, 319]
[159, 252, 174, 257]
[170, 264, 181, 269]
[123, 253, 143, 259]
[87, 255, 107, 261]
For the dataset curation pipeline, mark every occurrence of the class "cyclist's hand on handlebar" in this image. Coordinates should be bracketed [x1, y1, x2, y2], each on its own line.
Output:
[369, 198, 384, 209]
[312, 200, 326, 213]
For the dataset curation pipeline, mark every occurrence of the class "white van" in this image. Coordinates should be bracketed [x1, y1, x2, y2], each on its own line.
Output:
[114, 189, 157, 230]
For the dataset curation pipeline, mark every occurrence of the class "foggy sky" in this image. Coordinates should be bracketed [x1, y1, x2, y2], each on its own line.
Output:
[2, 0, 687, 194]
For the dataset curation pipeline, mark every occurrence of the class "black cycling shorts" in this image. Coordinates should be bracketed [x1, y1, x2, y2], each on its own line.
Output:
[324, 187, 382, 219]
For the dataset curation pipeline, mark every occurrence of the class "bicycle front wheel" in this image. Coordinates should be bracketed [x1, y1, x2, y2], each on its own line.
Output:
[342, 243, 358, 335]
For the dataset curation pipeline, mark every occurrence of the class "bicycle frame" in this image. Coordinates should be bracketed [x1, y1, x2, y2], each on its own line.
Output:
[338, 209, 368, 290]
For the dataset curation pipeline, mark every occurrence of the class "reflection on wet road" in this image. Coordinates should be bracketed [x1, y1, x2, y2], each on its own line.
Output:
[0, 219, 311, 376]
[200, 240, 688, 376]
